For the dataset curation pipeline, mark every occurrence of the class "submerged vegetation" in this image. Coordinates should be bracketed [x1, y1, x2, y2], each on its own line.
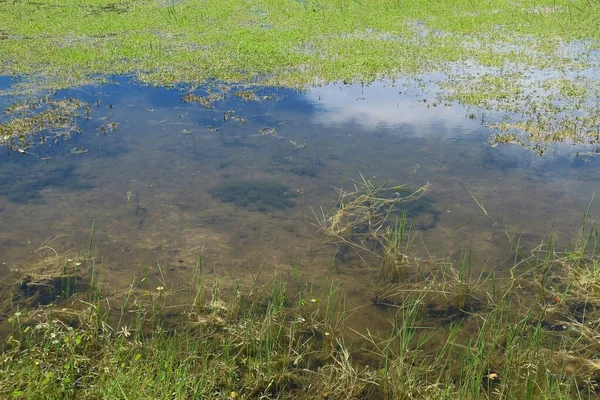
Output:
[211, 180, 296, 212]
[444, 73, 600, 154]
[0, 161, 89, 203]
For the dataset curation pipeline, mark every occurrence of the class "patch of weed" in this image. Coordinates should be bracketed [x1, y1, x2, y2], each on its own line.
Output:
[0, 161, 90, 203]
[211, 180, 296, 212]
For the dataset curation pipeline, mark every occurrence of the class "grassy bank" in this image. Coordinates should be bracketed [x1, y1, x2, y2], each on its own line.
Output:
[0, 0, 599, 149]
[0, 0, 597, 86]
[3, 202, 600, 398]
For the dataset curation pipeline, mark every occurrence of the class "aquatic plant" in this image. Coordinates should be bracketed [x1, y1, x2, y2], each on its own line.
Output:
[233, 90, 259, 101]
[315, 173, 429, 245]
[0, 160, 90, 203]
[211, 180, 296, 212]
[0, 97, 88, 153]
[181, 92, 224, 109]
[315, 173, 429, 239]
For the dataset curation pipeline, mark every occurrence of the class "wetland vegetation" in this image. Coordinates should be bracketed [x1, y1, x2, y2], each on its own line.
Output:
[0, 97, 88, 154]
[3, 194, 600, 399]
[1, 0, 599, 151]
[1, 0, 600, 399]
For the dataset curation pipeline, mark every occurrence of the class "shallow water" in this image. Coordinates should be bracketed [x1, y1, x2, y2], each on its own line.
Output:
[1, 77, 599, 329]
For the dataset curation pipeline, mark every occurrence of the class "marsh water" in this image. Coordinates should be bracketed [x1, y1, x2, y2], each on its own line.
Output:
[1, 76, 599, 329]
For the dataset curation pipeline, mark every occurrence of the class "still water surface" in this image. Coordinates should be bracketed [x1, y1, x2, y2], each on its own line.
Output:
[1, 77, 598, 327]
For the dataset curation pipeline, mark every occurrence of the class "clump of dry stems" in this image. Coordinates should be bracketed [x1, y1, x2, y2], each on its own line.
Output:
[314, 173, 430, 282]
[316, 173, 429, 241]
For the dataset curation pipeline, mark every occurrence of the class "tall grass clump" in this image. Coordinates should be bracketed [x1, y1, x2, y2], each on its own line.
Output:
[0, 246, 383, 399]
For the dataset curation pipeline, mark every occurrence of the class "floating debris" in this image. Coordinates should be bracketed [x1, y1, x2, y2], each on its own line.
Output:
[181, 92, 224, 109]
[233, 90, 259, 101]
[259, 127, 278, 137]
[289, 140, 307, 149]
[71, 146, 88, 154]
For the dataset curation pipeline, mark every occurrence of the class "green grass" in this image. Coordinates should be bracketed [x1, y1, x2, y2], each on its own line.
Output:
[0, 1, 599, 149]
[4, 206, 600, 398]
[0, 0, 597, 88]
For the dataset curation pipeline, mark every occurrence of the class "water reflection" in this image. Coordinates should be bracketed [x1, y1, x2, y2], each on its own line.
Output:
[306, 80, 473, 132]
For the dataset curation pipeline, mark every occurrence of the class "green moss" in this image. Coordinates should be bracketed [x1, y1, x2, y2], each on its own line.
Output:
[211, 180, 295, 212]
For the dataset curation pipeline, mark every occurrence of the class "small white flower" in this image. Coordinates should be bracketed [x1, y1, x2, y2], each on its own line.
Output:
[117, 325, 132, 338]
